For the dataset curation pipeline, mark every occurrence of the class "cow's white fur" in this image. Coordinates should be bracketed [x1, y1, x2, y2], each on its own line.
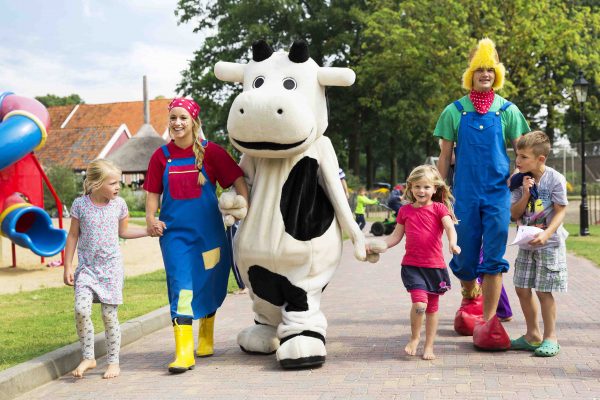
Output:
[216, 43, 365, 368]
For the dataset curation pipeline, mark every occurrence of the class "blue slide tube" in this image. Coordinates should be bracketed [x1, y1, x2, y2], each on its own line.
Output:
[0, 204, 67, 257]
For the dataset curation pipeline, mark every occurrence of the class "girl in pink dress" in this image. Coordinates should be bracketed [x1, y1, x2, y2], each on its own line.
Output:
[368, 165, 460, 360]
[63, 159, 147, 379]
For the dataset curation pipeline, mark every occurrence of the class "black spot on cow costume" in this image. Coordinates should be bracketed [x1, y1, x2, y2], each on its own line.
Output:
[215, 40, 369, 368]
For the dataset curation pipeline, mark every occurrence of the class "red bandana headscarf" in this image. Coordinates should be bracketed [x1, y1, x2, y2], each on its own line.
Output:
[469, 89, 495, 114]
[168, 98, 201, 120]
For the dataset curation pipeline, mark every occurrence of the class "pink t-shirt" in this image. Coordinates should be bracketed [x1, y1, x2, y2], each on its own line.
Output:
[396, 202, 450, 269]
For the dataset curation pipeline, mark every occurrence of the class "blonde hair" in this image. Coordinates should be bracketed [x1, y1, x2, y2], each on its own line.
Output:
[403, 165, 457, 223]
[516, 130, 551, 158]
[83, 159, 122, 195]
[191, 117, 207, 185]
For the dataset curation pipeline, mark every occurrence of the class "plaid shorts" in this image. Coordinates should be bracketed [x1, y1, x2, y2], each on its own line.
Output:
[513, 244, 568, 292]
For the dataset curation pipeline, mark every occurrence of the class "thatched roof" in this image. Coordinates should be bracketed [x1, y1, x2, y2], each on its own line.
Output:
[108, 124, 166, 173]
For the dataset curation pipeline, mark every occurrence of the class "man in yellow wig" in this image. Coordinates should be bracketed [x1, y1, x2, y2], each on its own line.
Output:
[435, 38, 530, 349]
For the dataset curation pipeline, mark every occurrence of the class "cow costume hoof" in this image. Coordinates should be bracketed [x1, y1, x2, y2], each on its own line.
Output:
[276, 335, 326, 369]
[238, 324, 279, 355]
[473, 315, 510, 350]
[454, 295, 484, 336]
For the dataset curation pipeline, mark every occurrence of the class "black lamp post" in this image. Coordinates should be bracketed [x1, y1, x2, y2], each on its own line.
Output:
[573, 70, 589, 236]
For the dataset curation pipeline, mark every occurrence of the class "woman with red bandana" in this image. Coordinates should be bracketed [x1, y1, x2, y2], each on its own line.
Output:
[144, 98, 248, 373]
[434, 38, 529, 350]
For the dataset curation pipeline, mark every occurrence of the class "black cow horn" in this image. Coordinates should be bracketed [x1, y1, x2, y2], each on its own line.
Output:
[288, 40, 309, 63]
[252, 40, 273, 62]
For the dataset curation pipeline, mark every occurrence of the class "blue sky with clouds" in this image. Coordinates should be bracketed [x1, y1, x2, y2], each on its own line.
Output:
[0, 0, 202, 104]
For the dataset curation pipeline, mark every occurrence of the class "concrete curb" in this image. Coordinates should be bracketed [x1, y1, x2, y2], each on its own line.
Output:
[0, 305, 170, 400]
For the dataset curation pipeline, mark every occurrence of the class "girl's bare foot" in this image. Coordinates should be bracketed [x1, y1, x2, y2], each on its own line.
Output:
[422, 345, 436, 360]
[404, 338, 419, 356]
[103, 363, 120, 379]
[72, 359, 96, 378]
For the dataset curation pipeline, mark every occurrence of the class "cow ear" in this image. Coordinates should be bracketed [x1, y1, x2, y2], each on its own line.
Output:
[288, 40, 309, 63]
[318, 67, 356, 87]
[252, 40, 273, 62]
[214, 61, 245, 83]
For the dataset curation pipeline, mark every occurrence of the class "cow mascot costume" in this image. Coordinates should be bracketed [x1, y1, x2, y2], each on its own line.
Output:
[215, 40, 368, 369]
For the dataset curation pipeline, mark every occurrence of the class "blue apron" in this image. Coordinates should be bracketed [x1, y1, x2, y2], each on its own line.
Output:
[450, 101, 513, 281]
[158, 143, 230, 319]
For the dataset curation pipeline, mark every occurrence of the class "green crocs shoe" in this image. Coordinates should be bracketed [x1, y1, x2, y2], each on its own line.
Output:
[534, 339, 560, 357]
[510, 335, 541, 351]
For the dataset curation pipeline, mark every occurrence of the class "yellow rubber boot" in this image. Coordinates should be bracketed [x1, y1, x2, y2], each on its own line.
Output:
[196, 315, 215, 357]
[168, 322, 195, 373]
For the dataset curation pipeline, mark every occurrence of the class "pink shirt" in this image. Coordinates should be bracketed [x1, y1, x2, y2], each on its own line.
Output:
[396, 202, 450, 269]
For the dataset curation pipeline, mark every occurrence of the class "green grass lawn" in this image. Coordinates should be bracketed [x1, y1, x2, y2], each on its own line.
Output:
[0, 270, 241, 372]
[564, 223, 600, 267]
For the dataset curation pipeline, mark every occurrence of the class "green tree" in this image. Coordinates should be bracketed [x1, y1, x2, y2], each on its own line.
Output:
[174, 0, 599, 186]
[35, 94, 84, 108]
[175, 0, 369, 171]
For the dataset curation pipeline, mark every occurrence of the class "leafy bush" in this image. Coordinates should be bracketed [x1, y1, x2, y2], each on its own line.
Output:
[120, 186, 146, 212]
[43, 165, 82, 215]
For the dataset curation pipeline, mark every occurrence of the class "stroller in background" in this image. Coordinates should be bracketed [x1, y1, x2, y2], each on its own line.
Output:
[369, 186, 402, 236]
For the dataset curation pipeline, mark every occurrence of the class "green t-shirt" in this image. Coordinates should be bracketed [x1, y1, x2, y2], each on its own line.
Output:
[354, 195, 378, 215]
[433, 95, 530, 143]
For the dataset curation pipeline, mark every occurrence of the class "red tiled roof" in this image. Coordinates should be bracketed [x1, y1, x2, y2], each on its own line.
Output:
[39, 99, 173, 170]
[37, 126, 120, 170]
[54, 99, 172, 135]
[46, 105, 76, 130]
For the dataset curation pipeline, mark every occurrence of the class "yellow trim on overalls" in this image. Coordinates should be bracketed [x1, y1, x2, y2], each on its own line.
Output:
[202, 247, 220, 270]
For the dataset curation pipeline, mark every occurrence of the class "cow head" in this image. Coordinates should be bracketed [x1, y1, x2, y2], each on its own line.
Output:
[214, 40, 355, 158]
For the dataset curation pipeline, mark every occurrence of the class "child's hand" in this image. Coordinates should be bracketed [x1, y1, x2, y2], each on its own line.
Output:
[147, 220, 166, 237]
[528, 231, 549, 246]
[449, 244, 461, 255]
[63, 267, 74, 286]
[522, 176, 535, 195]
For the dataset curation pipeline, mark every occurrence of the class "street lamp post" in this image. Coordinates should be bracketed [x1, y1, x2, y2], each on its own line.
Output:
[573, 70, 589, 236]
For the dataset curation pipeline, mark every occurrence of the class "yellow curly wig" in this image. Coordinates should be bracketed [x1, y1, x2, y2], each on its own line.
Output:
[462, 38, 505, 91]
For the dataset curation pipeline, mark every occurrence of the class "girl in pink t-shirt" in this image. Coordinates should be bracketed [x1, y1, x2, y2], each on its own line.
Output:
[368, 165, 460, 360]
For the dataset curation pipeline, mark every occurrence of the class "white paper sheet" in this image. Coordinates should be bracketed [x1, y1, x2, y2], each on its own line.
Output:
[510, 225, 544, 246]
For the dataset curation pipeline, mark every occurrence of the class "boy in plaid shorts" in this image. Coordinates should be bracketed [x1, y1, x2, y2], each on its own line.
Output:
[509, 131, 568, 357]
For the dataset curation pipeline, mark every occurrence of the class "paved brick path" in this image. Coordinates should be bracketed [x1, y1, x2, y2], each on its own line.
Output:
[17, 229, 600, 399]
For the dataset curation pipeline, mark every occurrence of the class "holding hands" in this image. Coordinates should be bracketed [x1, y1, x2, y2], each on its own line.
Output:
[219, 191, 248, 227]
[365, 239, 388, 263]
[147, 219, 166, 237]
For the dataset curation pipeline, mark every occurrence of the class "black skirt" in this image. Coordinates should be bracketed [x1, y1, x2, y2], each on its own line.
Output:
[401, 265, 451, 294]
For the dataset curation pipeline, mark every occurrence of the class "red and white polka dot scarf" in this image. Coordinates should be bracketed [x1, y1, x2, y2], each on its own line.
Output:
[469, 89, 495, 114]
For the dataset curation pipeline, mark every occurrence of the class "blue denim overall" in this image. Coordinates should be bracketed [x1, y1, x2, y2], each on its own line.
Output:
[158, 143, 230, 320]
[450, 101, 513, 281]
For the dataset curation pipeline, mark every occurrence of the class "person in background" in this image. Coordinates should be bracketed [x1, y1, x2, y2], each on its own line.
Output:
[354, 187, 378, 230]
[339, 168, 350, 200]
